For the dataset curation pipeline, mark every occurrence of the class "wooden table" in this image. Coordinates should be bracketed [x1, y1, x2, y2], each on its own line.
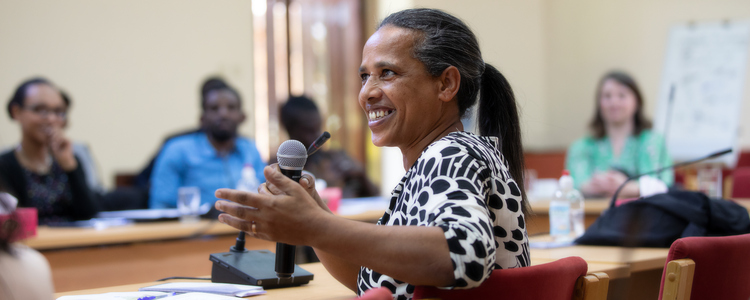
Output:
[531, 257, 630, 279]
[529, 235, 671, 300]
[24, 220, 238, 250]
[530, 243, 669, 273]
[54, 262, 357, 300]
[55, 260, 628, 299]
[36, 196, 750, 294]
[28, 205, 385, 293]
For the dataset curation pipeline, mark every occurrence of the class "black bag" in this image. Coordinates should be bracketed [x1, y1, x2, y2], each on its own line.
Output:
[574, 190, 750, 247]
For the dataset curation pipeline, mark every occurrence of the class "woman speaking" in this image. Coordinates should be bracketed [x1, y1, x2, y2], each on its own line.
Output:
[215, 8, 529, 299]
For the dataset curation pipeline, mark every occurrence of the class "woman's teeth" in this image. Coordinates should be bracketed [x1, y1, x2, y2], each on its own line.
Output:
[369, 110, 393, 121]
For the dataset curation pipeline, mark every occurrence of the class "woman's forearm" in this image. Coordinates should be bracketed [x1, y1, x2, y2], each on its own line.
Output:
[313, 248, 360, 292]
[308, 215, 454, 287]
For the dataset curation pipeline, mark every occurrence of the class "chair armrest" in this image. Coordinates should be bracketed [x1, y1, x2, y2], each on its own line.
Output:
[574, 272, 609, 300]
[662, 258, 696, 300]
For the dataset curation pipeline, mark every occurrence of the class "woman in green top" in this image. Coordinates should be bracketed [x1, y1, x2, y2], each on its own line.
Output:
[566, 71, 673, 198]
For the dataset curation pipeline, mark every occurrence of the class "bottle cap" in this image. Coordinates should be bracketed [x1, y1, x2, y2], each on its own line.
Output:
[559, 169, 574, 190]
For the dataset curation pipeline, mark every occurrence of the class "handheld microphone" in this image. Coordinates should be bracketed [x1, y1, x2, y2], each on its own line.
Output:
[275, 140, 308, 277]
[307, 131, 331, 156]
[609, 147, 733, 207]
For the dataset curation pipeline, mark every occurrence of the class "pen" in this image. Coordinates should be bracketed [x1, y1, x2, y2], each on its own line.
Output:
[137, 292, 177, 300]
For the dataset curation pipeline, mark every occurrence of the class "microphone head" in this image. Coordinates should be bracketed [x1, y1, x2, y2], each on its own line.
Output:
[277, 140, 307, 170]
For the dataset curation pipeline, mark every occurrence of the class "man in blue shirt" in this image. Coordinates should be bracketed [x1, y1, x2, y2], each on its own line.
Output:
[149, 80, 265, 210]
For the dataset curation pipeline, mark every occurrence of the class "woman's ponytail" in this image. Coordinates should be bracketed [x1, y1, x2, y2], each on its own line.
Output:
[479, 64, 528, 214]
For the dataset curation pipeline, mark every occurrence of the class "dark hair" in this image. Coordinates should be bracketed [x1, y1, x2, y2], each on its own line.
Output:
[199, 76, 242, 110]
[280, 95, 319, 132]
[6, 77, 70, 119]
[589, 71, 652, 139]
[379, 8, 528, 212]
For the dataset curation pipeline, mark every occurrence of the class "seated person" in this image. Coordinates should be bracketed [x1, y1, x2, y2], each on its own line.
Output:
[279, 95, 379, 198]
[215, 9, 530, 298]
[149, 80, 266, 212]
[101, 78, 230, 212]
[0, 183, 55, 299]
[566, 71, 673, 198]
[134, 77, 228, 189]
[0, 78, 100, 224]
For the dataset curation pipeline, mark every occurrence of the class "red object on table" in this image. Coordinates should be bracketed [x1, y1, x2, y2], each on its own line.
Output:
[0, 207, 38, 242]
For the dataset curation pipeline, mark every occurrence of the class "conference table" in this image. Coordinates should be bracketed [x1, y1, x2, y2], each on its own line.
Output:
[54, 263, 357, 300]
[53, 260, 630, 299]
[31, 196, 750, 297]
[25, 199, 388, 293]
[529, 236, 670, 300]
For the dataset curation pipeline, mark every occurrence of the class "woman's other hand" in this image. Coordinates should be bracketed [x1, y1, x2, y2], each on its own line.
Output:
[214, 165, 331, 245]
[584, 171, 638, 198]
[47, 127, 77, 171]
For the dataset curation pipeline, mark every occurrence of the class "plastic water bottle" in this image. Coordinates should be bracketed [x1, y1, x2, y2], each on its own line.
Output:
[549, 172, 571, 241]
[550, 170, 585, 240]
[564, 172, 585, 238]
[236, 164, 260, 192]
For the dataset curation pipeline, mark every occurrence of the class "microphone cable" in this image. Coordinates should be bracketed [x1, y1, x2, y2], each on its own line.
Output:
[609, 148, 733, 208]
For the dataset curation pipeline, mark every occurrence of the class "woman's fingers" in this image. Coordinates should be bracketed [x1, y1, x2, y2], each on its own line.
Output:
[218, 213, 258, 235]
[215, 199, 259, 219]
[263, 165, 306, 196]
[215, 188, 267, 207]
[300, 173, 316, 192]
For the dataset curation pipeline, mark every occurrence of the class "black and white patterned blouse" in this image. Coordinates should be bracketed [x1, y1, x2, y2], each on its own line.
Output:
[357, 131, 530, 299]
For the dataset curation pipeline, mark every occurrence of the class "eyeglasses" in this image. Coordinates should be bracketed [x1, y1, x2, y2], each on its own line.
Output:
[22, 105, 67, 120]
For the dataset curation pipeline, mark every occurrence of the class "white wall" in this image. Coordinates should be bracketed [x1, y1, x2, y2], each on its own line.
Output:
[0, 0, 254, 188]
[413, 0, 551, 149]
[544, 0, 750, 149]
[3, 0, 749, 189]
[408, 0, 750, 152]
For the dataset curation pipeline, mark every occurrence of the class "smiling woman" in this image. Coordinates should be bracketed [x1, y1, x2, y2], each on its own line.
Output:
[0, 78, 100, 224]
[214, 8, 529, 300]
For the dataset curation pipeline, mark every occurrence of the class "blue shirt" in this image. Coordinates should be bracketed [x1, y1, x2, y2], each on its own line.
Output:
[149, 132, 266, 209]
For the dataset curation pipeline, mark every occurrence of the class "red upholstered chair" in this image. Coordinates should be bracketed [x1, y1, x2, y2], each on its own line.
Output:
[356, 287, 393, 300]
[659, 233, 750, 300]
[413, 256, 609, 300]
[731, 167, 750, 198]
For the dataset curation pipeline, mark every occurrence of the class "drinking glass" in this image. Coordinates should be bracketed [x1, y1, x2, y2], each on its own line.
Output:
[177, 187, 201, 223]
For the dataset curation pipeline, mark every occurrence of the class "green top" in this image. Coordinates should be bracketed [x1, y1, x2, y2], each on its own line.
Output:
[565, 129, 674, 189]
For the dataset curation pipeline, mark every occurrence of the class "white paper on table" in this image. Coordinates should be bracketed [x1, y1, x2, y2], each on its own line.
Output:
[56, 291, 168, 300]
[140, 282, 265, 297]
[168, 292, 252, 299]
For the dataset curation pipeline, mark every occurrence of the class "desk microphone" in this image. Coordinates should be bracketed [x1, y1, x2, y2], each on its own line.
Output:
[209, 140, 314, 288]
[609, 148, 733, 208]
[275, 140, 308, 277]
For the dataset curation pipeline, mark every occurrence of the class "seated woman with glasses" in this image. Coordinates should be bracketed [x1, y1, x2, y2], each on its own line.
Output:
[0, 78, 99, 224]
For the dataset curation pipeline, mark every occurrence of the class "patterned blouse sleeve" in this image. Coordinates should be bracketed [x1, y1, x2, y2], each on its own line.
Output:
[420, 148, 497, 289]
